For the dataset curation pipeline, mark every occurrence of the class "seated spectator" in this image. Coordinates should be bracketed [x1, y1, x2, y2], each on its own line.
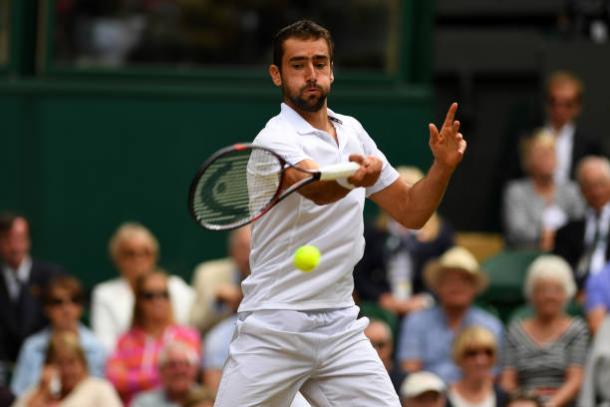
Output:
[400, 371, 447, 407]
[189, 226, 251, 334]
[106, 270, 201, 405]
[500, 255, 588, 407]
[503, 130, 584, 250]
[91, 222, 194, 350]
[13, 331, 121, 407]
[506, 389, 544, 407]
[354, 166, 454, 317]
[10, 276, 106, 396]
[578, 315, 610, 406]
[585, 260, 610, 334]
[554, 156, 610, 290]
[398, 246, 503, 384]
[447, 326, 508, 407]
[364, 319, 406, 395]
[132, 341, 205, 407]
[201, 315, 237, 393]
[0, 213, 65, 379]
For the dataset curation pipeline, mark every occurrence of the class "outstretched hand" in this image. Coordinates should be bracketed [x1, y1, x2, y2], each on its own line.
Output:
[429, 102, 467, 170]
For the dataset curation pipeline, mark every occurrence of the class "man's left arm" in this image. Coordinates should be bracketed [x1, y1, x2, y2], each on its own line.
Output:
[370, 103, 466, 229]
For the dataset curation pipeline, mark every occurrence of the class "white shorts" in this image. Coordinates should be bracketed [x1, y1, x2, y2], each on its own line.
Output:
[214, 306, 400, 407]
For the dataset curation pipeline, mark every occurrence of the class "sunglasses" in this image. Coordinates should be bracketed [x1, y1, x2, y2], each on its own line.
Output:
[140, 290, 170, 301]
[464, 348, 494, 358]
[46, 296, 82, 307]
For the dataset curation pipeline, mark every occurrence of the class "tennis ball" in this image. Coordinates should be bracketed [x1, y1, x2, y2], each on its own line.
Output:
[293, 245, 321, 272]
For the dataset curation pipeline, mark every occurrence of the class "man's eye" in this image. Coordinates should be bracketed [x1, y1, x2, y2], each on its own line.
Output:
[316, 63, 327, 69]
[292, 64, 304, 69]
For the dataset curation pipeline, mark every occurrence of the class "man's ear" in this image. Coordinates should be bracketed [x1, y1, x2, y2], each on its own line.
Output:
[330, 62, 334, 83]
[269, 64, 282, 87]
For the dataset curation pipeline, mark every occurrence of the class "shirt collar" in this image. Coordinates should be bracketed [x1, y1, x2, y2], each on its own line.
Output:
[2, 255, 32, 283]
[280, 103, 342, 135]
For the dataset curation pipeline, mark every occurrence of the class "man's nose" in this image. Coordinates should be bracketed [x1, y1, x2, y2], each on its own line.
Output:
[304, 62, 316, 80]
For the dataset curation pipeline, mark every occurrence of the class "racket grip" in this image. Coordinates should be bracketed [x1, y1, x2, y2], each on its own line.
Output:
[319, 162, 360, 180]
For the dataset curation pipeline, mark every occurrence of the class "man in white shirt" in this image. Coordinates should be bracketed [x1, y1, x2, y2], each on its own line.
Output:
[214, 20, 466, 406]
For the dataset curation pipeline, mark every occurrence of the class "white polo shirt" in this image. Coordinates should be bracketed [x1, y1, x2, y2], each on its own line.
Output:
[238, 103, 399, 312]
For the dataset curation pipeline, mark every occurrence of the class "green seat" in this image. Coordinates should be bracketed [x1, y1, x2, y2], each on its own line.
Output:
[478, 250, 542, 323]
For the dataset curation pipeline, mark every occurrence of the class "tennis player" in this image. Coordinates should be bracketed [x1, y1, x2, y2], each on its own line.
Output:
[214, 20, 466, 406]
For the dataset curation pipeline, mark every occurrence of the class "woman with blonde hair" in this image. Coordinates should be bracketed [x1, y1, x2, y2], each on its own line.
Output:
[91, 222, 194, 350]
[13, 332, 121, 407]
[503, 130, 584, 250]
[106, 270, 201, 405]
[447, 326, 507, 407]
[500, 255, 588, 407]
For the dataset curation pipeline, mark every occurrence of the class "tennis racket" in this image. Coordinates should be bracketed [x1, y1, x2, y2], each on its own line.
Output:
[188, 143, 360, 231]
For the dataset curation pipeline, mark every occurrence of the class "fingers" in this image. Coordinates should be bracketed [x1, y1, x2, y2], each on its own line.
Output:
[442, 102, 458, 129]
[429, 123, 439, 142]
[348, 154, 365, 164]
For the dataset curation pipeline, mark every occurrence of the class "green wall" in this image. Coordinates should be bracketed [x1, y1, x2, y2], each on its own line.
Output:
[0, 80, 433, 288]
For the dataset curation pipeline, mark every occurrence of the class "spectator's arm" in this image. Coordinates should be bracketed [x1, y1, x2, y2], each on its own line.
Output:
[499, 368, 518, 393]
[189, 265, 223, 332]
[547, 365, 583, 407]
[503, 182, 539, 248]
[91, 289, 120, 352]
[10, 342, 35, 396]
[397, 313, 424, 372]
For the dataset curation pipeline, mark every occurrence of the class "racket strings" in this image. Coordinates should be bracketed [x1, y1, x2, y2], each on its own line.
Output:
[192, 148, 282, 228]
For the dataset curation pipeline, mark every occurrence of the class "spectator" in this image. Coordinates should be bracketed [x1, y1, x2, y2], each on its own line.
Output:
[505, 71, 601, 183]
[447, 326, 508, 407]
[554, 156, 610, 290]
[91, 222, 194, 350]
[398, 246, 503, 384]
[189, 226, 251, 334]
[0, 213, 65, 380]
[500, 255, 588, 407]
[12, 331, 121, 407]
[183, 386, 216, 407]
[106, 270, 201, 405]
[354, 166, 453, 317]
[578, 315, 610, 407]
[364, 319, 406, 395]
[131, 341, 205, 407]
[506, 389, 544, 407]
[585, 261, 610, 333]
[201, 315, 237, 393]
[400, 371, 447, 407]
[10, 276, 106, 396]
[503, 130, 584, 250]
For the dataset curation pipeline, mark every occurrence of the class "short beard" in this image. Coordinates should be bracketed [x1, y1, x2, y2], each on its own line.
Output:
[284, 84, 328, 113]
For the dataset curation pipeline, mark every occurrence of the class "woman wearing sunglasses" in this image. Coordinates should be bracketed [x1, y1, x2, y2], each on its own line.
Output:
[447, 326, 507, 407]
[106, 270, 201, 405]
[10, 276, 107, 397]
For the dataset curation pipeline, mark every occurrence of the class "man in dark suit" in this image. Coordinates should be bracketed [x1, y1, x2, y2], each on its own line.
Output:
[554, 156, 610, 290]
[504, 70, 603, 182]
[0, 213, 65, 384]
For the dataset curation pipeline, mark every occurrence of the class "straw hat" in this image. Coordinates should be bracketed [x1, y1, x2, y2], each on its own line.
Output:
[423, 246, 488, 292]
[401, 371, 446, 398]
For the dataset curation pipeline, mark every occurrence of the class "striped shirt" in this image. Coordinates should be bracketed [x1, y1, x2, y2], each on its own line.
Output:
[504, 317, 589, 391]
[106, 325, 201, 405]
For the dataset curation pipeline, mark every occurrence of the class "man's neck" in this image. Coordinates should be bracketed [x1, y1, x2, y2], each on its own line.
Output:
[442, 304, 468, 329]
[285, 100, 334, 135]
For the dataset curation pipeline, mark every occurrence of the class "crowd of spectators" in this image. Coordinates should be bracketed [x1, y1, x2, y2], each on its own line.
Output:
[2, 69, 610, 406]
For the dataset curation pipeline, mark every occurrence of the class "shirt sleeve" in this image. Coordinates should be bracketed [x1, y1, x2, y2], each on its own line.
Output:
[567, 318, 590, 366]
[253, 124, 313, 166]
[585, 271, 609, 312]
[397, 312, 424, 362]
[351, 121, 399, 197]
[10, 340, 37, 396]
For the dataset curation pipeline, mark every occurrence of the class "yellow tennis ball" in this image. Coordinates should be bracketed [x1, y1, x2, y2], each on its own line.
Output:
[293, 245, 321, 272]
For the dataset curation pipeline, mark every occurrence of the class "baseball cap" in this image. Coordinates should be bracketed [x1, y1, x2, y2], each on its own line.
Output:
[401, 371, 446, 398]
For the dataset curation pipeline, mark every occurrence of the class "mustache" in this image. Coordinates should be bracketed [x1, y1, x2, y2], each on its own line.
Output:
[300, 83, 323, 92]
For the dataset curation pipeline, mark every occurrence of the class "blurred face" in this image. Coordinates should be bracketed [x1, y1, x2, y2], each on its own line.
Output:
[0, 218, 31, 269]
[160, 349, 197, 396]
[436, 269, 477, 309]
[458, 345, 495, 380]
[527, 142, 556, 178]
[45, 287, 82, 331]
[547, 82, 581, 129]
[404, 391, 446, 407]
[531, 278, 566, 318]
[579, 163, 610, 211]
[230, 228, 251, 276]
[52, 349, 86, 393]
[269, 37, 334, 113]
[139, 274, 171, 324]
[115, 233, 156, 282]
[364, 322, 393, 367]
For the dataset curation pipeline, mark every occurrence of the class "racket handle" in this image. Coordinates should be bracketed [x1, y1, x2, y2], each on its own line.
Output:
[319, 162, 360, 180]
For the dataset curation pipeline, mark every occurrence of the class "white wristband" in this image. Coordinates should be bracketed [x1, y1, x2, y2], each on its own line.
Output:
[336, 177, 354, 190]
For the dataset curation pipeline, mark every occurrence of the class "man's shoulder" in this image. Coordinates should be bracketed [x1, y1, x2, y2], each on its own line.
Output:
[92, 278, 128, 298]
[30, 259, 66, 278]
[470, 306, 503, 331]
[405, 306, 440, 326]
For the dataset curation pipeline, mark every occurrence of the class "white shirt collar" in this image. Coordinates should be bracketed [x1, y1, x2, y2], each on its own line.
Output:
[280, 103, 342, 135]
[2, 256, 33, 300]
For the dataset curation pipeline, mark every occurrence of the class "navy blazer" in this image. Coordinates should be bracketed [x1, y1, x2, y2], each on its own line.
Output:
[0, 260, 65, 364]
